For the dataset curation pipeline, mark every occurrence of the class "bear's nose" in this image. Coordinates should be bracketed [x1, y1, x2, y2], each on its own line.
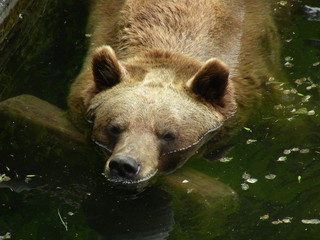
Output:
[109, 155, 140, 179]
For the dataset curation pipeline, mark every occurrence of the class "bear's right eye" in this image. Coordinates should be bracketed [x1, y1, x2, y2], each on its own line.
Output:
[108, 124, 122, 136]
[161, 132, 176, 142]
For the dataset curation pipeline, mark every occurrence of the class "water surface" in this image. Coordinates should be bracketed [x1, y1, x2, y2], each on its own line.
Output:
[0, 0, 320, 239]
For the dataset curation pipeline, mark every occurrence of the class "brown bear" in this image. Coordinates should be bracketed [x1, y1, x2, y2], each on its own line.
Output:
[68, 0, 281, 184]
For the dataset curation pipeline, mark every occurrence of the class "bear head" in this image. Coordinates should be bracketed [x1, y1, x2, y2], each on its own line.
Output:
[84, 46, 236, 184]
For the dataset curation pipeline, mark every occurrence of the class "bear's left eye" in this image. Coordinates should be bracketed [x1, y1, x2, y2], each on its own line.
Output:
[86, 111, 95, 124]
[161, 132, 176, 142]
[108, 124, 122, 136]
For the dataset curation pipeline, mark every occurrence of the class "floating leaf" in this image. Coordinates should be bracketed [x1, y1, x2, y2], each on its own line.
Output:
[26, 175, 37, 178]
[274, 104, 284, 110]
[277, 156, 287, 162]
[306, 84, 317, 90]
[292, 108, 308, 115]
[301, 219, 320, 224]
[241, 183, 249, 191]
[187, 188, 193, 194]
[246, 178, 258, 184]
[284, 62, 294, 68]
[279, 1, 287, 6]
[295, 78, 307, 85]
[300, 149, 310, 154]
[272, 220, 283, 225]
[219, 157, 233, 163]
[260, 214, 269, 220]
[0, 174, 11, 183]
[301, 95, 311, 102]
[283, 149, 291, 155]
[282, 217, 293, 223]
[307, 110, 315, 116]
[285, 56, 293, 61]
[265, 174, 277, 180]
[269, 81, 285, 86]
[242, 172, 251, 180]
[246, 139, 257, 144]
[243, 127, 252, 132]
[0, 232, 11, 240]
[291, 88, 298, 94]
[283, 89, 291, 95]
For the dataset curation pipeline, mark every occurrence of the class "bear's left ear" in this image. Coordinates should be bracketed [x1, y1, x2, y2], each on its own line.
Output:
[186, 58, 230, 108]
[92, 45, 126, 92]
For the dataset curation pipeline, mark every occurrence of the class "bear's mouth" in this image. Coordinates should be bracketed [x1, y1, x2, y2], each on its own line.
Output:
[102, 170, 158, 185]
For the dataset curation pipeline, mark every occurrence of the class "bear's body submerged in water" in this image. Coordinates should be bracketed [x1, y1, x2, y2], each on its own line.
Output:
[68, 0, 281, 184]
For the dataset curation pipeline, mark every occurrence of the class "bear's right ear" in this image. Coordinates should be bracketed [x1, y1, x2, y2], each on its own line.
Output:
[186, 58, 230, 107]
[92, 45, 125, 91]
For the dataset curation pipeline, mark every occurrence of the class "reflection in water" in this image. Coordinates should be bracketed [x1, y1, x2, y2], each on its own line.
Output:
[83, 187, 173, 240]
[1, 0, 320, 240]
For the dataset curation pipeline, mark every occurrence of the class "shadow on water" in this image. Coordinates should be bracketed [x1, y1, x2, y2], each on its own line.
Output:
[0, 0, 320, 240]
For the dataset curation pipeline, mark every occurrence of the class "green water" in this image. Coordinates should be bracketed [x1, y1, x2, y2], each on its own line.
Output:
[0, 0, 320, 239]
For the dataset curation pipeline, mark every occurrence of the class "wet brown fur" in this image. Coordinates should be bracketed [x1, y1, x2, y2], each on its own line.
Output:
[68, 0, 282, 181]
